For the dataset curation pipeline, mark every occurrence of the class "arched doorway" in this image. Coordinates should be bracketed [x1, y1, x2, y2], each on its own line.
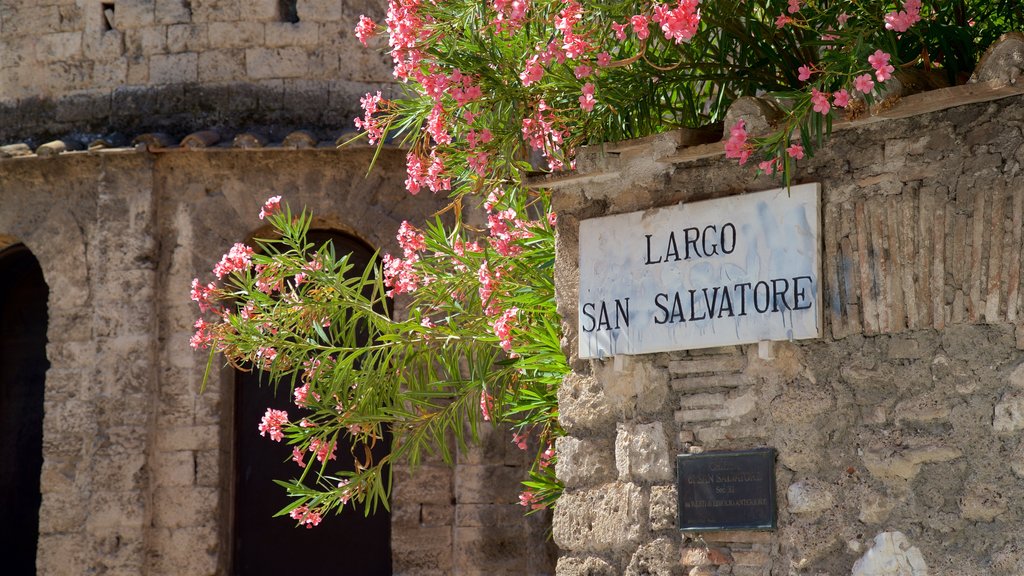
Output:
[0, 244, 49, 574]
[232, 231, 392, 575]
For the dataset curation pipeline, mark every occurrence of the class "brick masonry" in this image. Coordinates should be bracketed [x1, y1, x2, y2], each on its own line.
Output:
[550, 87, 1024, 575]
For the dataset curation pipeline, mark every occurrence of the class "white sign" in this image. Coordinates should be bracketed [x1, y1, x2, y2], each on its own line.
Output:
[578, 183, 821, 358]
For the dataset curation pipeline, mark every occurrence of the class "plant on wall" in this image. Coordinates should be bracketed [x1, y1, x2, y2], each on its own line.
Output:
[191, 0, 1022, 524]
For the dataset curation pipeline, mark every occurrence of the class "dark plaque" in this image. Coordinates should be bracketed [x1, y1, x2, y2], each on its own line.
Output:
[677, 448, 776, 531]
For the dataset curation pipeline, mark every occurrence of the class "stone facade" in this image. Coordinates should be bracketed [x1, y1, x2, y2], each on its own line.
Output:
[0, 0, 396, 141]
[549, 85, 1024, 575]
[0, 146, 554, 574]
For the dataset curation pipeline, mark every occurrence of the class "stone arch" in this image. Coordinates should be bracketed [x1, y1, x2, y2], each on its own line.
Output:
[229, 228, 392, 576]
[0, 243, 49, 573]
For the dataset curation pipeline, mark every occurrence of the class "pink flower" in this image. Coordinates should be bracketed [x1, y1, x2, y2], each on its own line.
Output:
[426, 103, 451, 145]
[579, 83, 596, 112]
[539, 444, 555, 468]
[491, 306, 519, 351]
[480, 390, 494, 421]
[652, 1, 700, 44]
[629, 15, 650, 39]
[189, 317, 215, 350]
[518, 490, 545, 510]
[596, 52, 611, 67]
[854, 73, 875, 94]
[838, 12, 850, 26]
[397, 221, 426, 259]
[290, 505, 322, 529]
[292, 446, 306, 468]
[573, 64, 593, 79]
[758, 157, 780, 175]
[797, 65, 812, 82]
[212, 243, 254, 279]
[547, 211, 557, 226]
[354, 91, 384, 144]
[309, 438, 337, 463]
[833, 89, 850, 108]
[258, 408, 289, 442]
[611, 21, 627, 41]
[868, 50, 894, 82]
[512, 431, 528, 450]
[354, 15, 377, 46]
[787, 0, 801, 14]
[775, 14, 792, 29]
[520, 55, 544, 86]
[382, 253, 421, 296]
[723, 120, 751, 165]
[811, 88, 831, 115]
[885, 0, 921, 32]
[259, 195, 282, 220]
[787, 143, 805, 160]
[190, 278, 217, 313]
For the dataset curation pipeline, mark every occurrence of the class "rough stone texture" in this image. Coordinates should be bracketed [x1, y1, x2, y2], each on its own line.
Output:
[615, 422, 673, 482]
[851, 532, 929, 576]
[0, 147, 554, 574]
[0, 0, 395, 141]
[786, 479, 835, 514]
[551, 89, 1024, 574]
[971, 32, 1024, 86]
[553, 482, 645, 553]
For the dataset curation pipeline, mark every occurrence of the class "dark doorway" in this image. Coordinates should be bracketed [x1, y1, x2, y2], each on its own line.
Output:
[232, 232, 392, 575]
[0, 244, 49, 575]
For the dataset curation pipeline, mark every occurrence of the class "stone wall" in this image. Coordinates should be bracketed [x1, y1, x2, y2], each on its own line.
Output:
[549, 86, 1024, 575]
[0, 0, 395, 141]
[0, 145, 555, 574]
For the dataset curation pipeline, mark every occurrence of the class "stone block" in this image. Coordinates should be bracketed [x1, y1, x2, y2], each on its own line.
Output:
[154, 425, 219, 451]
[556, 555, 617, 576]
[155, 0, 193, 24]
[116, 0, 157, 28]
[195, 449, 221, 486]
[298, 0, 342, 22]
[392, 465, 452, 503]
[265, 21, 320, 48]
[94, 59, 129, 86]
[649, 484, 677, 531]
[198, 49, 245, 82]
[994, 390, 1024, 433]
[615, 422, 673, 482]
[152, 450, 196, 486]
[971, 32, 1024, 86]
[861, 442, 962, 482]
[555, 435, 616, 488]
[35, 32, 83, 62]
[626, 537, 678, 576]
[455, 504, 524, 528]
[152, 486, 219, 528]
[245, 46, 309, 79]
[454, 527, 529, 572]
[553, 483, 645, 552]
[557, 372, 615, 433]
[786, 479, 835, 514]
[851, 531, 928, 576]
[150, 52, 197, 84]
[208, 21, 264, 49]
[239, 0, 280, 21]
[4, 5, 61, 35]
[189, 0, 241, 22]
[454, 464, 524, 505]
[392, 526, 453, 574]
[598, 360, 670, 415]
[167, 24, 208, 53]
